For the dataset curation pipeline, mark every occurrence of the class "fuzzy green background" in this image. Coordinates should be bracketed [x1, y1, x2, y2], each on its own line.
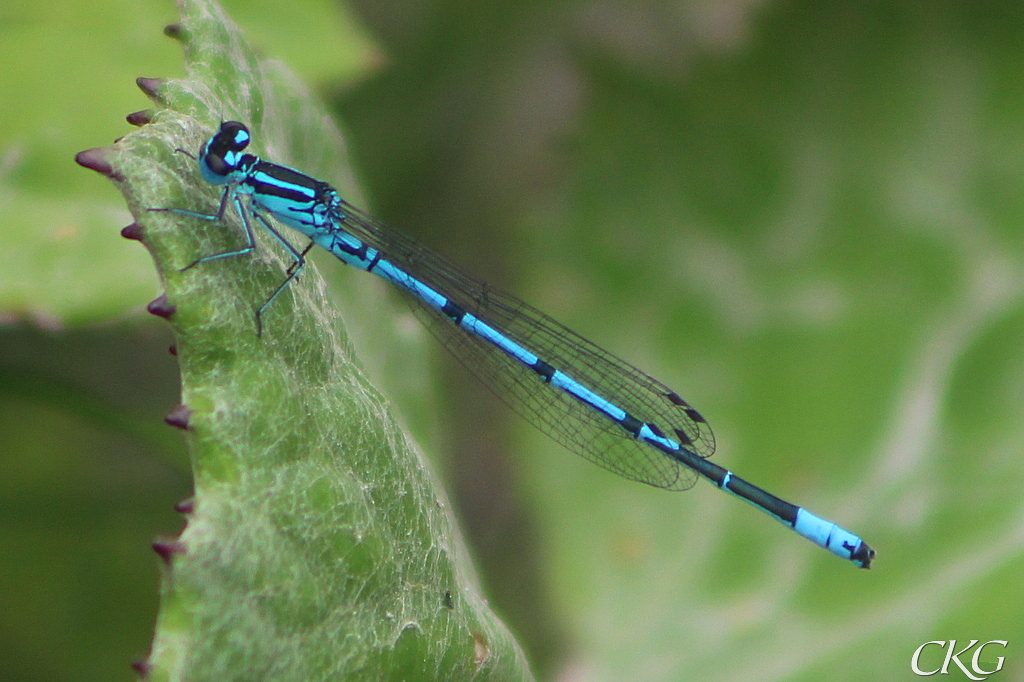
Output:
[2, 0, 1023, 680]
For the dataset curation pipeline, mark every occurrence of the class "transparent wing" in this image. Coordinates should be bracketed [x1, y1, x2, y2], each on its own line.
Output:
[338, 200, 715, 491]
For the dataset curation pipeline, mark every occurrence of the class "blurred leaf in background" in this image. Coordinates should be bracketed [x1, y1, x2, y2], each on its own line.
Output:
[3, 0, 1024, 680]
[336, 0, 1024, 679]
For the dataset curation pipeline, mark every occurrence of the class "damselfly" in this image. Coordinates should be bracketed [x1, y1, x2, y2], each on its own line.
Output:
[150, 121, 874, 568]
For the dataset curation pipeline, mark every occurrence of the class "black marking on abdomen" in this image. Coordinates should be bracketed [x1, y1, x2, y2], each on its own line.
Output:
[441, 300, 465, 324]
[532, 359, 555, 383]
[620, 413, 643, 438]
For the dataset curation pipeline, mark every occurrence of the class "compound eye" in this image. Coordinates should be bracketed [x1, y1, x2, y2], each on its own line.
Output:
[220, 121, 251, 151]
[205, 152, 230, 177]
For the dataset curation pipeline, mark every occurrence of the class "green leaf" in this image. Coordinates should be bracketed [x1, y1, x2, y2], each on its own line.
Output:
[86, 0, 531, 679]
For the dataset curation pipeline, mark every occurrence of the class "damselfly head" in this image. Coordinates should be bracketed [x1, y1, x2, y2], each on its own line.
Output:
[198, 121, 252, 184]
[218, 121, 251, 152]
